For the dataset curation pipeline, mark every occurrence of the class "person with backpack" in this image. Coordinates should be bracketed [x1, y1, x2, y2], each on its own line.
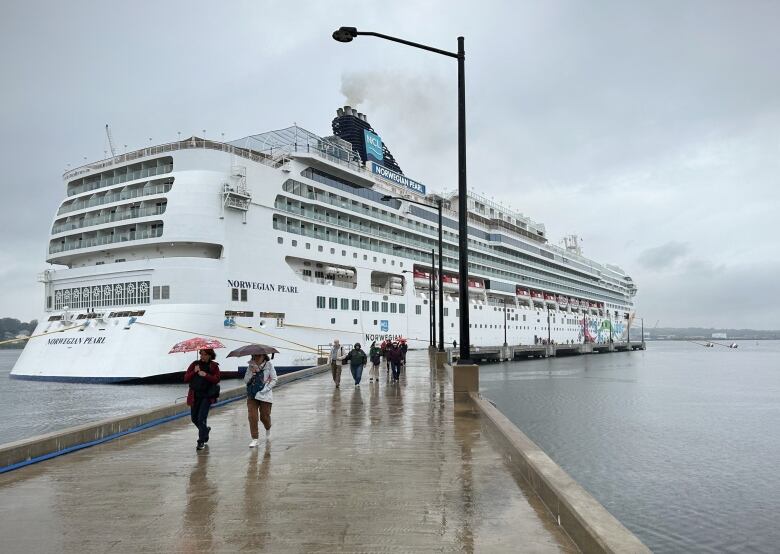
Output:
[368, 341, 381, 383]
[343, 343, 367, 386]
[244, 352, 278, 447]
[183, 348, 221, 451]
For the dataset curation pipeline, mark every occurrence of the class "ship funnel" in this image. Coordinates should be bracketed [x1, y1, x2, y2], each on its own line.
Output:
[337, 107, 344, 117]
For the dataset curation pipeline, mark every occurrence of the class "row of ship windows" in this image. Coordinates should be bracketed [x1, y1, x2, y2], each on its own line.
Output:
[315, 296, 407, 314]
[274, 214, 626, 305]
[284, 176, 604, 287]
[67, 157, 173, 197]
[277, 237, 406, 267]
[273, 194, 627, 299]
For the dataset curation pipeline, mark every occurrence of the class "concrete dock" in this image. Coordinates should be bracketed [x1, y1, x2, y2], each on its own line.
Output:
[0, 352, 580, 553]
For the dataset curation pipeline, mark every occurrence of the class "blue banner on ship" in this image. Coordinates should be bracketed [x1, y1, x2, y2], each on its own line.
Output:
[370, 162, 426, 195]
[364, 130, 384, 164]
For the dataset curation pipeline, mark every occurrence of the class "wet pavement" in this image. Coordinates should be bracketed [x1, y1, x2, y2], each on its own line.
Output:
[0, 352, 576, 553]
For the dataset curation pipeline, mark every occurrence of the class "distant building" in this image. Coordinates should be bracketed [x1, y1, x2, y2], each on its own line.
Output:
[712, 333, 727, 339]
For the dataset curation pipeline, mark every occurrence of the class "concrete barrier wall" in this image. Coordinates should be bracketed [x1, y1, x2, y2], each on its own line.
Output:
[0, 364, 329, 473]
[469, 391, 650, 554]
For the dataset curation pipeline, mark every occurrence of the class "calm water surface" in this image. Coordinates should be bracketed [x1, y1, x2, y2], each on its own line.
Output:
[0, 350, 186, 444]
[480, 340, 780, 554]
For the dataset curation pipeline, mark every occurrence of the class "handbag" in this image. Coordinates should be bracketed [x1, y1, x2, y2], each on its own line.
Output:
[246, 363, 267, 398]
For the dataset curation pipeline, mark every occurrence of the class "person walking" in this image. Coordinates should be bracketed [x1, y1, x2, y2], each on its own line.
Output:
[343, 343, 367, 386]
[244, 352, 278, 448]
[387, 342, 403, 383]
[399, 340, 408, 369]
[368, 341, 381, 383]
[329, 339, 342, 388]
[184, 348, 221, 451]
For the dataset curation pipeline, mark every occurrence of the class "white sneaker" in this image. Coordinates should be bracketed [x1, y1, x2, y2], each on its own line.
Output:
[248, 439, 259, 448]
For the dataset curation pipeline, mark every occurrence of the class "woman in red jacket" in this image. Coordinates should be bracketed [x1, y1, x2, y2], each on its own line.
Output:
[183, 348, 221, 451]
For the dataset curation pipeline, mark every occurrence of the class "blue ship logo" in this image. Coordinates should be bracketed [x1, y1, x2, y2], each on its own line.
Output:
[364, 129, 384, 163]
[380, 320, 389, 332]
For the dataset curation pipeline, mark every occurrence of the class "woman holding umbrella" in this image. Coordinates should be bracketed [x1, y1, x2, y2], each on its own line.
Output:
[240, 347, 278, 447]
[183, 348, 221, 451]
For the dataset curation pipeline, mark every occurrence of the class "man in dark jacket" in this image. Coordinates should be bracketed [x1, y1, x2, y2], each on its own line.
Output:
[386, 343, 403, 383]
[184, 348, 221, 450]
[343, 343, 368, 386]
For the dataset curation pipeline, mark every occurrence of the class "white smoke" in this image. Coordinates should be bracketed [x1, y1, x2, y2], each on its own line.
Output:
[339, 70, 457, 184]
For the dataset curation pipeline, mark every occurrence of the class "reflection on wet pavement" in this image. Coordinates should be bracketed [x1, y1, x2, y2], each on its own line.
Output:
[0, 352, 576, 553]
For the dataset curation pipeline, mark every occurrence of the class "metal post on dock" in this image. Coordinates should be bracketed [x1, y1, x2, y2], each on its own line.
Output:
[503, 298, 508, 347]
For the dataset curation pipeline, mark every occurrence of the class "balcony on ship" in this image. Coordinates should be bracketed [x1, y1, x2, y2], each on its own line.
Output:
[58, 178, 173, 216]
[48, 221, 164, 257]
[52, 200, 167, 235]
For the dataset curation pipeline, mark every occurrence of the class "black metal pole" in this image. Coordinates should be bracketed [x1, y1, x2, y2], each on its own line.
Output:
[503, 299, 507, 346]
[457, 36, 470, 363]
[428, 268, 433, 347]
[627, 314, 631, 345]
[431, 249, 436, 348]
[437, 200, 444, 352]
[547, 307, 551, 345]
[641, 318, 644, 342]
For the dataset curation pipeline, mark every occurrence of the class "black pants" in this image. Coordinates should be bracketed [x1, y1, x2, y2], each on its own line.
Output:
[191, 396, 211, 443]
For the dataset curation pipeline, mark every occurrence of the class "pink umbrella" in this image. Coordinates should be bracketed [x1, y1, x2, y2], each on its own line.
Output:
[168, 337, 225, 354]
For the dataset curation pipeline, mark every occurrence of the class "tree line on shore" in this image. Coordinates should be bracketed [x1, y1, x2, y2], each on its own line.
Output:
[0, 318, 38, 349]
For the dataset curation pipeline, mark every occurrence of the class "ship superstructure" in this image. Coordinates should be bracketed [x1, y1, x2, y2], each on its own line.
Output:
[12, 107, 636, 381]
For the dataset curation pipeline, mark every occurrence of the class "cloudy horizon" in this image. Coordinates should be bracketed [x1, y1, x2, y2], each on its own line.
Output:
[1, 1, 778, 329]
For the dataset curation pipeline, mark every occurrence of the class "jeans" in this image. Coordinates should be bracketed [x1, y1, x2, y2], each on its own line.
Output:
[191, 396, 211, 443]
[391, 362, 401, 381]
[350, 364, 364, 384]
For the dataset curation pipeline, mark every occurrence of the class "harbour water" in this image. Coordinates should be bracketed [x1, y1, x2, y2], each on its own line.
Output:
[0, 350, 186, 444]
[480, 340, 780, 554]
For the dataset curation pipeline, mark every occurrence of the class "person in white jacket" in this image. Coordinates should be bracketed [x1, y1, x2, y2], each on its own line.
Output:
[244, 353, 278, 447]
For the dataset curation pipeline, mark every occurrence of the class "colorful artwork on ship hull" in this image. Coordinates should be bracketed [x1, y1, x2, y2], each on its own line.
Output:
[583, 318, 627, 342]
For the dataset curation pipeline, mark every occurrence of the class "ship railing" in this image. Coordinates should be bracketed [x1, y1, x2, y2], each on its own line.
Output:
[67, 164, 173, 197]
[276, 212, 623, 306]
[48, 227, 164, 255]
[58, 184, 172, 215]
[52, 205, 167, 234]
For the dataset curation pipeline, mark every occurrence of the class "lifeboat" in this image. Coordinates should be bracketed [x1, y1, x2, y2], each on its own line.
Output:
[544, 293, 557, 307]
[413, 269, 431, 289]
[516, 287, 531, 306]
[442, 273, 459, 293]
[557, 295, 568, 308]
[570, 298, 580, 311]
[468, 278, 484, 291]
[389, 275, 404, 295]
[530, 289, 545, 308]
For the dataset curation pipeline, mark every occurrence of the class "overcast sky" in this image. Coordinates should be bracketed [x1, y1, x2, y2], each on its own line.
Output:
[1, 1, 778, 329]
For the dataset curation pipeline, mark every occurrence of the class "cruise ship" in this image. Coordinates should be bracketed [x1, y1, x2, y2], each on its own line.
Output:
[11, 106, 637, 382]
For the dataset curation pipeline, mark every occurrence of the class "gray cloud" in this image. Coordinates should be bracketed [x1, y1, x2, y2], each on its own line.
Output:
[637, 242, 690, 271]
[1, 1, 779, 329]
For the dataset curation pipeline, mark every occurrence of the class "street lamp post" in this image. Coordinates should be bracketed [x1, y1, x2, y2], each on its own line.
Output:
[430, 249, 436, 348]
[382, 194, 444, 352]
[333, 27, 469, 363]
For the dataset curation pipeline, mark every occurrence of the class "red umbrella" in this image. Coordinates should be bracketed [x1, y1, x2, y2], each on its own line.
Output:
[168, 337, 225, 354]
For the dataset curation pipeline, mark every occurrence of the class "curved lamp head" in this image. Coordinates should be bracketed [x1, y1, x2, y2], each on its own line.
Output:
[332, 27, 358, 43]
